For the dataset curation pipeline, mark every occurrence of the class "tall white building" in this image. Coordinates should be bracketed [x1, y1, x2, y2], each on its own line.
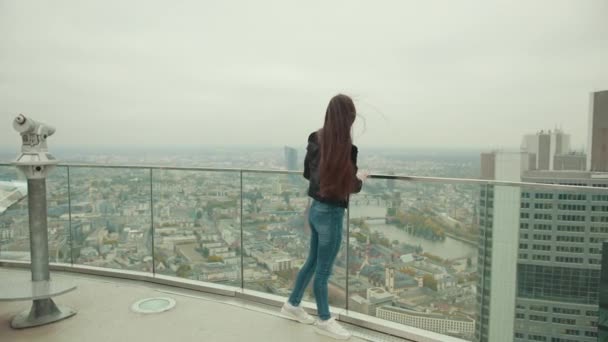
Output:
[477, 151, 528, 342]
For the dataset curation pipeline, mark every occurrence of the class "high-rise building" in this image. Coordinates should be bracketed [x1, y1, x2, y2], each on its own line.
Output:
[598, 241, 608, 340]
[478, 91, 608, 342]
[284, 146, 298, 172]
[588, 90, 608, 172]
[522, 129, 571, 171]
[476, 151, 527, 342]
[516, 94, 607, 341]
[514, 170, 607, 342]
[480, 153, 496, 180]
[553, 152, 587, 171]
[538, 131, 551, 170]
[477, 155, 608, 342]
[284, 146, 299, 183]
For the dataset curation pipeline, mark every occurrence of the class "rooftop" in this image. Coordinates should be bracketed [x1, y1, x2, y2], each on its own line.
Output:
[0, 267, 408, 342]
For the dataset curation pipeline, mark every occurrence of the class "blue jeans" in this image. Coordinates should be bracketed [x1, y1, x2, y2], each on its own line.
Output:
[288, 199, 344, 321]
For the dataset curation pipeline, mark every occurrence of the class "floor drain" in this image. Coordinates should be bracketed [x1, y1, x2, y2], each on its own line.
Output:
[131, 297, 176, 314]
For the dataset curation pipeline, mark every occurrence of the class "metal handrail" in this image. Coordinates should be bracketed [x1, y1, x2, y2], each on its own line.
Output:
[1, 162, 607, 193]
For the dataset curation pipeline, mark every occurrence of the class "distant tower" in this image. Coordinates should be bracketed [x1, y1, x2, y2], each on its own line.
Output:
[480, 152, 496, 179]
[284, 146, 299, 183]
[588, 90, 608, 172]
[284, 146, 298, 171]
[521, 129, 571, 170]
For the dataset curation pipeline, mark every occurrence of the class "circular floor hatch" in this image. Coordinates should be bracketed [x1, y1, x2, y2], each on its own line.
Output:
[131, 297, 176, 314]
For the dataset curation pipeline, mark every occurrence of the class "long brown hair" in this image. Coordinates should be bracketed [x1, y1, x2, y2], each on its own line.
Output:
[319, 94, 357, 200]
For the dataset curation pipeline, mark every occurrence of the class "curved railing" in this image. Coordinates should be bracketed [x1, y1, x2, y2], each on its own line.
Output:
[1, 162, 606, 342]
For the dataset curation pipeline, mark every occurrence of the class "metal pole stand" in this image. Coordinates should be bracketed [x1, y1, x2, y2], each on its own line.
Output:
[1, 115, 77, 329]
[12, 298, 76, 329]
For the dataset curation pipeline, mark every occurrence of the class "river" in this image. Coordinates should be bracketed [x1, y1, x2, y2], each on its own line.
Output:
[351, 205, 477, 260]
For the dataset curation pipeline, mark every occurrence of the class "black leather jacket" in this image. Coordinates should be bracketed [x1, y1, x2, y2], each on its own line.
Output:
[303, 131, 362, 208]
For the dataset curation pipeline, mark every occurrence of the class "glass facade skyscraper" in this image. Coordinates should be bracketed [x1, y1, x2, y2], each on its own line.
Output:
[514, 171, 607, 341]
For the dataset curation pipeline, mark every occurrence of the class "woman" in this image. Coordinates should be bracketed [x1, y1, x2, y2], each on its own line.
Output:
[281, 94, 367, 340]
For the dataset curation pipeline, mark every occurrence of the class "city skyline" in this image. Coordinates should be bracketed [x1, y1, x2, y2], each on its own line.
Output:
[0, 118, 593, 169]
[1, 91, 606, 341]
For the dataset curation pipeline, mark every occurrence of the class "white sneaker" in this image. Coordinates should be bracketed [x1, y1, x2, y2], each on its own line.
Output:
[281, 302, 315, 324]
[315, 317, 352, 340]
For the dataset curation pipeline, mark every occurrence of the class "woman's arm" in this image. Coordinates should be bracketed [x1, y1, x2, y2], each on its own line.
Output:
[352, 146, 363, 193]
[303, 146, 311, 180]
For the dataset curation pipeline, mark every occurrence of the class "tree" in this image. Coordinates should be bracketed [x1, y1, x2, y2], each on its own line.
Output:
[154, 249, 167, 265]
[351, 232, 367, 244]
[400, 267, 416, 276]
[176, 264, 192, 278]
[422, 274, 438, 291]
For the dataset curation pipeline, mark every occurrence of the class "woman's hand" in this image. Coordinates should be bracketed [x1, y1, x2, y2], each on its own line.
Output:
[357, 170, 370, 182]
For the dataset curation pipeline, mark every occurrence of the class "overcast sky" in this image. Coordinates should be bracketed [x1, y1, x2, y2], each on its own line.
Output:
[1, 0, 607, 151]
